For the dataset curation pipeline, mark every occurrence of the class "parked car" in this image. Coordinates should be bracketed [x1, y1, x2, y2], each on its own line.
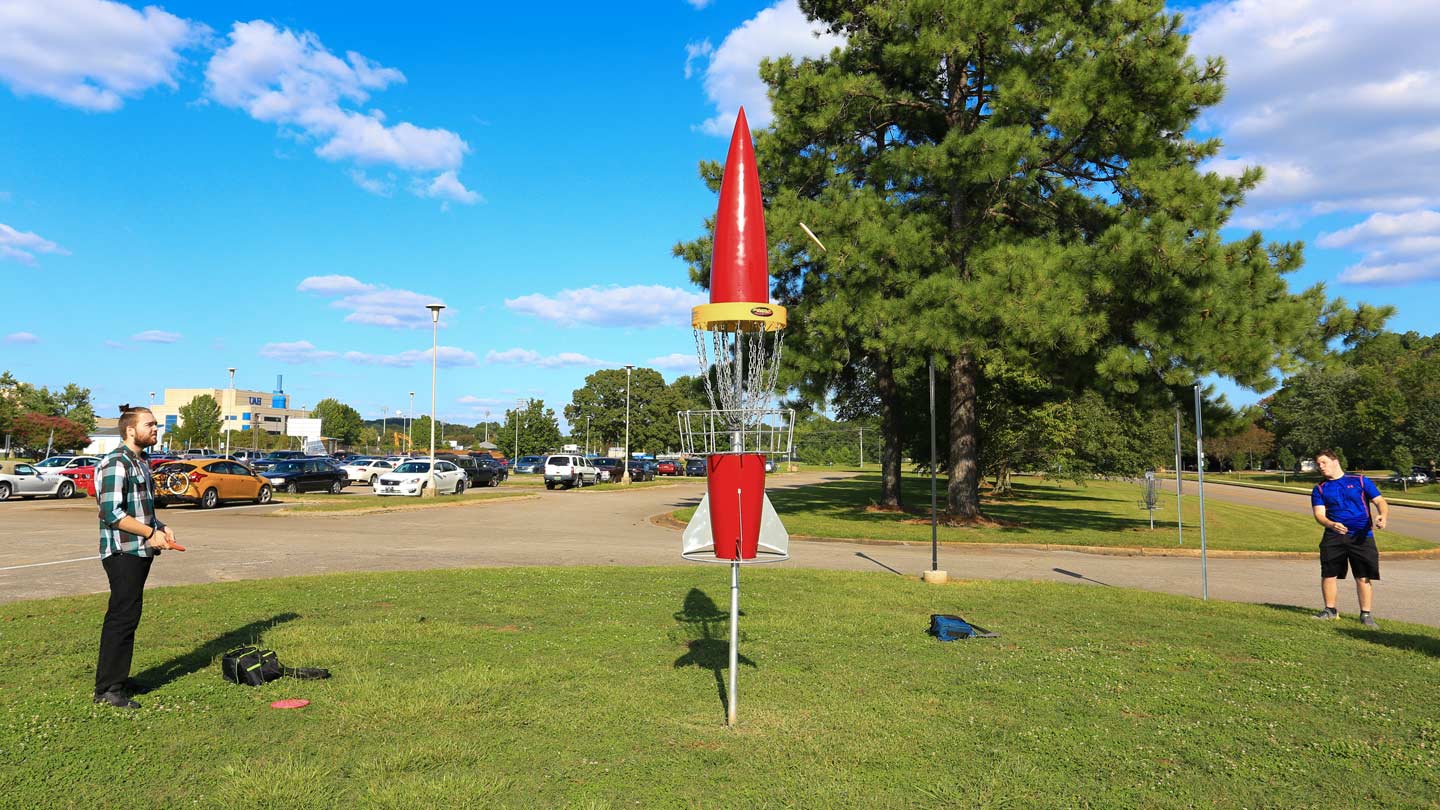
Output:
[513, 455, 546, 474]
[231, 449, 267, 466]
[544, 454, 599, 489]
[592, 457, 624, 482]
[373, 459, 467, 496]
[685, 458, 708, 476]
[331, 451, 363, 463]
[259, 459, 348, 494]
[153, 459, 274, 508]
[61, 463, 100, 497]
[656, 460, 680, 476]
[250, 450, 307, 472]
[33, 455, 100, 470]
[341, 458, 397, 485]
[0, 461, 77, 500]
[437, 454, 504, 488]
[764, 456, 776, 473]
[627, 459, 656, 482]
[472, 454, 508, 486]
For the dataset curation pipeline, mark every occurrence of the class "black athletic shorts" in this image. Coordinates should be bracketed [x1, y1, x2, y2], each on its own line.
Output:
[1319, 529, 1380, 580]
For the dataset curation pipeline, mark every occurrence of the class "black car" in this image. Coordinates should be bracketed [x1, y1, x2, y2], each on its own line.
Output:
[438, 454, 506, 488]
[592, 457, 624, 482]
[685, 458, 707, 476]
[474, 455, 508, 485]
[627, 460, 656, 482]
[260, 459, 348, 494]
[251, 450, 308, 472]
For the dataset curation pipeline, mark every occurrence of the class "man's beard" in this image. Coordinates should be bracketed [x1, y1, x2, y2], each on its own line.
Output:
[139, 432, 159, 448]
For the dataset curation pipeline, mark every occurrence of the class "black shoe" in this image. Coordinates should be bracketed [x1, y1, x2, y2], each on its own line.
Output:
[93, 689, 140, 709]
[1311, 608, 1338, 620]
[122, 678, 150, 694]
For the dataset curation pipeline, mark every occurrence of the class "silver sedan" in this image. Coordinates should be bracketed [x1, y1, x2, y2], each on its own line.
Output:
[0, 462, 78, 501]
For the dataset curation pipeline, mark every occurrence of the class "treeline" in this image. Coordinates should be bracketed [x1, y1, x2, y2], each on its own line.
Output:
[0, 371, 96, 456]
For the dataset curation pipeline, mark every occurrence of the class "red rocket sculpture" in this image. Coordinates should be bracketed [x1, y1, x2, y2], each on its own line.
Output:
[679, 108, 792, 726]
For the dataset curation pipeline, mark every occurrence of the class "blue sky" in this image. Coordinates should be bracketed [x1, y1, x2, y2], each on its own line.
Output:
[2, 1, 1436, 428]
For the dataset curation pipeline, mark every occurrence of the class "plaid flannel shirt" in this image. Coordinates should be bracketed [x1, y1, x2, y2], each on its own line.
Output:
[97, 444, 166, 559]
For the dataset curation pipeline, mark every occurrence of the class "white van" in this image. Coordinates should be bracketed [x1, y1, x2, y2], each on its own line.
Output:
[544, 454, 598, 490]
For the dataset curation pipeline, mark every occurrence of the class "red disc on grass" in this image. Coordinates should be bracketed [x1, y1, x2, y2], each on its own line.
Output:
[270, 699, 310, 709]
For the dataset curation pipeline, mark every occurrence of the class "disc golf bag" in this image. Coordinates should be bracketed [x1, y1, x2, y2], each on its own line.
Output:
[928, 614, 999, 641]
[222, 645, 284, 686]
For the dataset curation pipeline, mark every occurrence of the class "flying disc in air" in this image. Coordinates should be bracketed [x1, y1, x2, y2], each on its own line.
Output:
[270, 699, 310, 710]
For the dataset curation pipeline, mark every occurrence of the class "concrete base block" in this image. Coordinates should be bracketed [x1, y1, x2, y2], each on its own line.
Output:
[921, 570, 949, 585]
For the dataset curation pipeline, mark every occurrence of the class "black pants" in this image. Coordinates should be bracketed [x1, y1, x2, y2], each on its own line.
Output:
[95, 553, 154, 695]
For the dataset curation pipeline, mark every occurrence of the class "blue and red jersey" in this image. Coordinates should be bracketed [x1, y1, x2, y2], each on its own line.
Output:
[1311, 474, 1381, 538]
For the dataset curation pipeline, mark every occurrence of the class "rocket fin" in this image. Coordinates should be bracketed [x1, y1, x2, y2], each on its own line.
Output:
[757, 493, 789, 556]
[681, 493, 714, 557]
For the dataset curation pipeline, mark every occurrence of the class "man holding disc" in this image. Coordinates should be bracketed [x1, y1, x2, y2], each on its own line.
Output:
[1310, 449, 1387, 628]
[93, 405, 186, 709]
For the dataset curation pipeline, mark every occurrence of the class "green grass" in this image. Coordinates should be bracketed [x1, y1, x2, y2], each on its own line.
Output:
[274, 489, 529, 513]
[2, 567, 1438, 807]
[674, 474, 1437, 553]
[1174, 471, 1440, 505]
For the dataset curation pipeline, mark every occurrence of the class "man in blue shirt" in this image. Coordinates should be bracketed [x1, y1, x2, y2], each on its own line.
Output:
[1309, 449, 1388, 627]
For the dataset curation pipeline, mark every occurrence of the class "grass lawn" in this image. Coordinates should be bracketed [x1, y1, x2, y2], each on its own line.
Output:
[1175, 471, 1440, 506]
[274, 488, 530, 514]
[2, 567, 1437, 807]
[674, 474, 1436, 553]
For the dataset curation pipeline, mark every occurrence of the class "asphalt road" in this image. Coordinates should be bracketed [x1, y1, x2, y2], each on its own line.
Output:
[4, 472, 1439, 626]
[1170, 477, 1440, 542]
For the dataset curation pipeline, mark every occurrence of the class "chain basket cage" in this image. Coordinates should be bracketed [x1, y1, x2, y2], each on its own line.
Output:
[678, 408, 795, 457]
[693, 326, 784, 417]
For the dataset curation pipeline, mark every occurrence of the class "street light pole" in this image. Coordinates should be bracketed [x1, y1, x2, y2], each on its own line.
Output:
[622, 364, 634, 484]
[226, 368, 235, 458]
[485, 410, 490, 444]
[586, 414, 592, 456]
[425, 305, 445, 496]
[381, 407, 388, 454]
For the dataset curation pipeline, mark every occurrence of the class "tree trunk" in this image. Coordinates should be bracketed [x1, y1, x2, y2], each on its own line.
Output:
[874, 359, 904, 508]
[947, 352, 982, 519]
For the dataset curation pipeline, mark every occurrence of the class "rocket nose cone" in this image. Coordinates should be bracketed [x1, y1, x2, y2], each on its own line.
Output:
[709, 108, 769, 305]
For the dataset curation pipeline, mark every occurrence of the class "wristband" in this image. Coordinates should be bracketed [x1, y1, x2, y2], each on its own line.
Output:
[146, 528, 156, 541]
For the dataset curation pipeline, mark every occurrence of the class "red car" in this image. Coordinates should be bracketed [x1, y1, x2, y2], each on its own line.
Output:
[656, 460, 679, 476]
[60, 464, 98, 497]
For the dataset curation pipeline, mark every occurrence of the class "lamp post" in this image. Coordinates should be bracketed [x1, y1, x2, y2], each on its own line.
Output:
[586, 414, 592, 456]
[224, 368, 236, 458]
[484, 410, 490, 444]
[513, 398, 531, 465]
[622, 364, 634, 484]
[381, 407, 388, 454]
[408, 391, 415, 454]
[425, 305, 445, 496]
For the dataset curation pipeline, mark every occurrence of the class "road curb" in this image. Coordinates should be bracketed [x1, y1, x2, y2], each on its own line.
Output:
[647, 512, 1440, 560]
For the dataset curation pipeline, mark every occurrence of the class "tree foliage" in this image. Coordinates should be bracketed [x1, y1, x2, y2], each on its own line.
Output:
[0, 372, 96, 436]
[172, 394, 221, 447]
[564, 369, 705, 456]
[501, 400, 564, 459]
[677, 0, 1385, 520]
[11, 413, 89, 455]
[312, 398, 363, 445]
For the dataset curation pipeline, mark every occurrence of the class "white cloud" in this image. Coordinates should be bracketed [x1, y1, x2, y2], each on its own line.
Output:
[259, 340, 339, 363]
[690, 0, 845, 135]
[3, 331, 39, 344]
[0, 222, 69, 265]
[1189, 1, 1440, 220]
[0, 0, 207, 112]
[1318, 210, 1440, 285]
[132, 330, 180, 343]
[485, 348, 612, 369]
[647, 353, 697, 372]
[344, 346, 478, 368]
[505, 284, 707, 327]
[686, 0, 716, 9]
[298, 275, 448, 329]
[205, 20, 476, 202]
[418, 170, 481, 206]
[348, 169, 393, 197]
[684, 40, 713, 80]
[457, 395, 506, 406]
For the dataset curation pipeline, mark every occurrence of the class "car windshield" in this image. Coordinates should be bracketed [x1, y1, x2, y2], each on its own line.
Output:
[593, 459, 620, 468]
[394, 462, 430, 473]
[271, 461, 303, 473]
[35, 458, 72, 467]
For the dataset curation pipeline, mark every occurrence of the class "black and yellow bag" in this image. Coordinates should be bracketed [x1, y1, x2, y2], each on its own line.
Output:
[221, 645, 284, 686]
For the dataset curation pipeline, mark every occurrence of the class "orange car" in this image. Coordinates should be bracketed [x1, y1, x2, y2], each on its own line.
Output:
[154, 459, 274, 508]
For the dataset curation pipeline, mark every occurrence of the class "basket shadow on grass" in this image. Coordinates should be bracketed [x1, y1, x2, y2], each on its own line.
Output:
[127, 612, 299, 693]
[672, 588, 754, 719]
[765, 477, 1153, 534]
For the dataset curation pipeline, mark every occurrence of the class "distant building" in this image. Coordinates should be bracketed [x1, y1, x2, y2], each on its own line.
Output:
[149, 375, 310, 445]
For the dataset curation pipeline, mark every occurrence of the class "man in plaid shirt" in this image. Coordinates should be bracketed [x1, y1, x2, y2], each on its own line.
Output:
[93, 406, 185, 709]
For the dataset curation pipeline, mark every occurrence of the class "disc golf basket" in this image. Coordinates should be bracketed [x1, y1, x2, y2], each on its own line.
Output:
[1138, 471, 1159, 529]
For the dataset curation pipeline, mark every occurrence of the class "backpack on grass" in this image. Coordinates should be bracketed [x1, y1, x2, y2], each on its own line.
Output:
[928, 614, 1000, 641]
[221, 645, 331, 686]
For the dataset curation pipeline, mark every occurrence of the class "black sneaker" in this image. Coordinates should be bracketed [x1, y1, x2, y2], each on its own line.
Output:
[93, 690, 140, 710]
[1311, 608, 1338, 620]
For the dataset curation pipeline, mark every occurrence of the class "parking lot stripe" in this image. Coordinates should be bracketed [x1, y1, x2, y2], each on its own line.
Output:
[0, 555, 98, 571]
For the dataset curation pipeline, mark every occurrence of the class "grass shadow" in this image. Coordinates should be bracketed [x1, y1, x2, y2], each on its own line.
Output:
[672, 588, 753, 719]
[129, 612, 300, 692]
[1260, 603, 1317, 618]
[1337, 628, 1440, 659]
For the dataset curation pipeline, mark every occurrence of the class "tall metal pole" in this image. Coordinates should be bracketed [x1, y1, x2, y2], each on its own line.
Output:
[381, 407, 388, 454]
[484, 410, 490, 444]
[929, 357, 939, 572]
[408, 391, 415, 454]
[859, 427, 864, 469]
[1174, 407, 1184, 547]
[586, 414, 592, 457]
[623, 364, 634, 484]
[426, 305, 444, 495]
[1193, 385, 1208, 600]
[729, 557, 739, 726]
[226, 368, 235, 458]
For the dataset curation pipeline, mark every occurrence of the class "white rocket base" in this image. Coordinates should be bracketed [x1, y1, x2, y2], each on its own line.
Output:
[680, 492, 789, 562]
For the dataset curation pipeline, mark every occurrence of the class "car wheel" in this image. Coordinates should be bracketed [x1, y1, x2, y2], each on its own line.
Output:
[201, 488, 219, 509]
[545, 482, 555, 490]
[455, 479, 465, 495]
[255, 485, 272, 505]
[330, 479, 343, 494]
[369, 474, 378, 485]
[0, 482, 10, 501]
[287, 483, 300, 494]
[489, 476, 500, 487]
[56, 480, 75, 499]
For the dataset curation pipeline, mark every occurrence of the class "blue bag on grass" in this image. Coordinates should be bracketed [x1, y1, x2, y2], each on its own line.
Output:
[928, 614, 999, 641]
